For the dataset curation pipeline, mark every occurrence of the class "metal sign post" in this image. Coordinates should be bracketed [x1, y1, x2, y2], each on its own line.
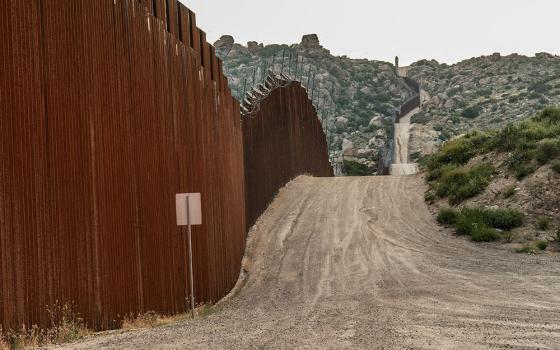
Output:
[176, 193, 202, 318]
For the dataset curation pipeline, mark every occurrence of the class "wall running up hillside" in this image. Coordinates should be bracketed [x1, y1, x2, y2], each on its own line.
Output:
[243, 74, 334, 229]
[0, 0, 332, 331]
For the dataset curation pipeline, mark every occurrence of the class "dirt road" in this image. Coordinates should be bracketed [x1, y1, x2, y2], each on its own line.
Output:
[391, 110, 419, 176]
[59, 176, 560, 349]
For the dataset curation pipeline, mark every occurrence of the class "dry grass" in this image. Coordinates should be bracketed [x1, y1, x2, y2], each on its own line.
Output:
[0, 302, 91, 349]
[121, 304, 217, 330]
[1, 332, 10, 350]
[1, 303, 218, 349]
[121, 311, 190, 330]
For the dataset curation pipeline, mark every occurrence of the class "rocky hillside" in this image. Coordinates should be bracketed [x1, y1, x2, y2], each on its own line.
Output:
[214, 34, 414, 172]
[217, 35, 560, 174]
[407, 53, 560, 160]
[424, 108, 560, 252]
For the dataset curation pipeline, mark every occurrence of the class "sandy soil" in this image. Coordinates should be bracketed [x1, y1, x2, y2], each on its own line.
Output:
[56, 176, 560, 349]
[392, 109, 420, 175]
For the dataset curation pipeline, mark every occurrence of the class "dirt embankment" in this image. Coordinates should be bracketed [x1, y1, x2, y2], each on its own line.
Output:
[429, 151, 560, 249]
[56, 176, 560, 349]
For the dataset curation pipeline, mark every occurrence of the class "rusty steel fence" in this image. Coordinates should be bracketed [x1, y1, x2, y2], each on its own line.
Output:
[1, 0, 332, 332]
[242, 73, 334, 229]
[377, 74, 422, 173]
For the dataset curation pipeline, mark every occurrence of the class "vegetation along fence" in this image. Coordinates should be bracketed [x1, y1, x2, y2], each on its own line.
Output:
[0, 0, 332, 331]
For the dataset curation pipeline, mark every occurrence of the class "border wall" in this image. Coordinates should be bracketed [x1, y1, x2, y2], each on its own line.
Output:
[242, 74, 334, 229]
[0, 0, 332, 331]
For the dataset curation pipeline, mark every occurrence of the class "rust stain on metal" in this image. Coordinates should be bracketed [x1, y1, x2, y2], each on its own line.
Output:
[0, 0, 332, 331]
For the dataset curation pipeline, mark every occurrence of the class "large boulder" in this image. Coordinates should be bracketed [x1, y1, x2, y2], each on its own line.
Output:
[247, 41, 263, 55]
[342, 139, 357, 156]
[214, 35, 234, 56]
[300, 34, 322, 49]
[444, 98, 457, 109]
[227, 44, 251, 59]
[357, 149, 374, 159]
[369, 114, 384, 128]
[335, 117, 349, 130]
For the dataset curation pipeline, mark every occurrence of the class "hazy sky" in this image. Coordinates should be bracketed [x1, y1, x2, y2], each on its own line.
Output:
[184, 0, 559, 65]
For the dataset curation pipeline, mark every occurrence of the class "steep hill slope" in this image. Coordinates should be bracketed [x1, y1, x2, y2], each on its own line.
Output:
[215, 34, 414, 171]
[218, 37, 560, 172]
[408, 53, 560, 158]
[424, 108, 560, 251]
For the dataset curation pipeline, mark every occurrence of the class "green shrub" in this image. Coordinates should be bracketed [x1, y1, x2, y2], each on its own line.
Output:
[343, 160, 373, 176]
[503, 185, 516, 198]
[426, 164, 456, 182]
[483, 208, 525, 230]
[448, 207, 524, 241]
[477, 88, 493, 97]
[552, 162, 560, 174]
[515, 245, 535, 254]
[555, 228, 560, 245]
[535, 139, 560, 164]
[436, 163, 495, 205]
[424, 131, 493, 173]
[506, 152, 536, 180]
[437, 208, 458, 226]
[461, 106, 482, 119]
[454, 208, 485, 235]
[471, 226, 501, 242]
[529, 81, 548, 94]
[536, 217, 551, 231]
[536, 240, 548, 250]
[534, 107, 560, 123]
[424, 190, 437, 203]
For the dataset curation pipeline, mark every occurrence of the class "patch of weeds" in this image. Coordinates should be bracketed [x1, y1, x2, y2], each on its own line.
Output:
[1, 302, 90, 349]
[552, 161, 560, 174]
[536, 217, 551, 231]
[437, 208, 458, 226]
[122, 311, 162, 329]
[424, 190, 437, 204]
[502, 185, 517, 198]
[516, 245, 536, 254]
[470, 226, 502, 242]
[0, 333, 8, 350]
[461, 106, 482, 119]
[555, 229, 560, 247]
[122, 310, 192, 330]
[426, 164, 456, 182]
[424, 131, 494, 174]
[502, 231, 514, 243]
[506, 151, 536, 180]
[197, 304, 218, 318]
[533, 106, 560, 123]
[435, 163, 496, 205]
[482, 208, 525, 230]
[535, 138, 560, 164]
[536, 240, 548, 251]
[443, 207, 524, 242]
[46, 302, 90, 344]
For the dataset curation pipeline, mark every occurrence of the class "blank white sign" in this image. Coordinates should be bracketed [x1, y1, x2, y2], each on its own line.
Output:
[176, 193, 202, 226]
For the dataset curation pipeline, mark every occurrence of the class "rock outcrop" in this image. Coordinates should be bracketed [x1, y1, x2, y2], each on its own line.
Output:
[300, 34, 322, 49]
[215, 35, 415, 173]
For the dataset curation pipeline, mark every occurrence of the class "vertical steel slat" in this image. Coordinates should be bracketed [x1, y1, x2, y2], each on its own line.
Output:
[1, 0, 332, 332]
